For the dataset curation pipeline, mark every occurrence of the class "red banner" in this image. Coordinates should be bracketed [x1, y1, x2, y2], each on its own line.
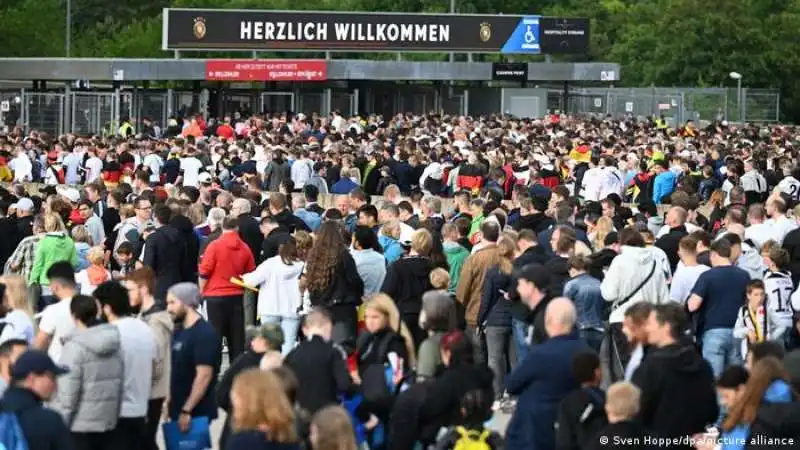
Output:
[205, 59, 327, 81]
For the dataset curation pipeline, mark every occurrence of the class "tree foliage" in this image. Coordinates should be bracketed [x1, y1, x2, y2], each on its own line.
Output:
[1, 0, 799, 120]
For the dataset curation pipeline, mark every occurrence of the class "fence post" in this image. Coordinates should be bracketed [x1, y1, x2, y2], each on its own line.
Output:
[775, 91, 781, 122]
[743, 88, 748, 123]
[63, 84, 71, 137]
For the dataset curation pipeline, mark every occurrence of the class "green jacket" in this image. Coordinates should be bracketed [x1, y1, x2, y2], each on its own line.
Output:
[469, 214, 485, 238]
[443, 241, 469, 293]
[29, 233, 78, 286]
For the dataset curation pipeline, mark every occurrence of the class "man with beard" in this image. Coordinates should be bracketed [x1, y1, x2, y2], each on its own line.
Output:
[165, 283, 221, 436]
[125, 267, 173, 450]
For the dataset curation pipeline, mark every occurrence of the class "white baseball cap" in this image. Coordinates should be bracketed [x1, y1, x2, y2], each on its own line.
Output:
[15, 198, 34, 212]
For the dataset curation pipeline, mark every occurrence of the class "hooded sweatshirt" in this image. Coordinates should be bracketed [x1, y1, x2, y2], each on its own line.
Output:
[29, 232, 79, 285]
[140, 304, 174, 400]
[52, 324, 124, 432]
[601, 246, 671, 323]
[443, 241, 469, 292]
[242, 255, 305, 318]
[199, 230, 257, 297]
[632, 343, 719, 447]
[381, 256, 434, 316]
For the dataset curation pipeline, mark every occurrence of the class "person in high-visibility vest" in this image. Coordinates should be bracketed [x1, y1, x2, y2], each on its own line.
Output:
[118, 117, 135, 137]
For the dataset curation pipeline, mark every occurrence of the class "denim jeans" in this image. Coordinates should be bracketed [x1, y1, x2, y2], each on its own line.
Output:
[260, 315, 301, 355]
[702, 328, 741, 379]
[485, 326, 516, 399]
[579, 328, 604, 353]
[512, 318, 530, 362]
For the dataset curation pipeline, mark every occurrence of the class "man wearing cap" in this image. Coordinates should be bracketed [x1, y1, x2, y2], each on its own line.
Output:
[514, 263, 555, 346]
[0, 350, 71, 450]
[165, 283, 222, 434]
[13, 197, 35, 243]
[307, 161, 329, 195]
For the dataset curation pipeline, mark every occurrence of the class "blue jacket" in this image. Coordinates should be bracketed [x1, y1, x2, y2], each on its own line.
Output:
[378, 235, 404, 265]
[0, 386, 72, 450]
[652, 171, 676, 204]
[721, 379, 793, 450]
[330, 178, 359, 195]
[563, 273, 605, 331]
[505, 333, 589, 450]
[478, 266, 513, 327]
[294, 208, 321, 232]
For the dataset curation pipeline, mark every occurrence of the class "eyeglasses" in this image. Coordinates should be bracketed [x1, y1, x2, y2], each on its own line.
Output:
[136, 206, 152, 211]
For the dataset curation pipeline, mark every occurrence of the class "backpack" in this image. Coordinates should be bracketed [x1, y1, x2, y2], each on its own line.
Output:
[0, 411, 28, 450]
[453, 426, 491, 450]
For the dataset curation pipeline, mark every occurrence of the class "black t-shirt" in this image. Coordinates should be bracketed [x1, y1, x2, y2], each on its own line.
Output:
[691, 265, 749, 331]
[170, 318, 222, 420]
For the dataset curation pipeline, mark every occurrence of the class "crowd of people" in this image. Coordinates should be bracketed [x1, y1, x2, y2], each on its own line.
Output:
[0, 111, 798, 450]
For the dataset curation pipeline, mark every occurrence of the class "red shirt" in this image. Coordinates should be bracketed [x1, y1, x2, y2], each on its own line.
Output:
[198, 231, 256, 297]
[217, 124, 234, 140]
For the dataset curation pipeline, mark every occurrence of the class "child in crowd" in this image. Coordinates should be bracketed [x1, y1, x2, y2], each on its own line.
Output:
[441, 223, 469, 292]
[75, 246, 111, 295]
[71, 225, 92, 270]
[555, 351, 608, 450]
[586, 382, 652, 450]
[733, 280, 785, 361]
[434, 389, 503, 450]
[430, 268, 465, 330]
[113, 241, 136, 279]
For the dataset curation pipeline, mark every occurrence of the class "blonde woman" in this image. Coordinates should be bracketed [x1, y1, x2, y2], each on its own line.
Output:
[29, 214, 78, 293]
[309, 406, 358, 450]
[590, 216, 615, 251]
[0, 275, 35, 344]
[228, 368, 299, 450]
[74, 247, 111, 295]
[355, 294, 416, 423]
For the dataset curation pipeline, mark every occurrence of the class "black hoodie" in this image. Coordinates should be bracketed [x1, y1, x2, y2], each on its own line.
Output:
[381, 255, 434, 316]
[513, 212, 555, 235]
[170, 215, 200, 283]
[631, 343, 718, 448]
[143, 222, 187, 302]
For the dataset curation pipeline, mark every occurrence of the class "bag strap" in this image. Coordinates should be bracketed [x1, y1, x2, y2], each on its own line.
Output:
[612, 261, 656, 312]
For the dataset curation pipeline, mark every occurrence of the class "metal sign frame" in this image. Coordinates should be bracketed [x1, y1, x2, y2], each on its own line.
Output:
[162, 8, 589, 54]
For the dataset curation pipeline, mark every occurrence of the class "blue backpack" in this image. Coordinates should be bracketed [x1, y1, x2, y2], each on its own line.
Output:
[0, 411, 28, 450]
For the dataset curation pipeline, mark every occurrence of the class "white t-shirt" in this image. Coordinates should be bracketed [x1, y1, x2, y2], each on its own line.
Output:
[180, 157, 204, 187]
[670, 262, 709, 303]
[114, 317, 156, 418]
[776, 176, 800, 202]
[85, 156, 104, 183]
[763, 270, 795, 329]
[63, 152, 83, 185]
[38, 298, 75, 363]
[765, 215, 798, 245]
[0, 310, 35, 345]
[9, 154, 32, 182]
[745, 222, 774, 250]
[143, 154, 164, 183]
[581, 167, 605, 202]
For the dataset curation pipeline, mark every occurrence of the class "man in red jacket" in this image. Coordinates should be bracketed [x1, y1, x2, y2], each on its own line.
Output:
[198, 216, 256, 361]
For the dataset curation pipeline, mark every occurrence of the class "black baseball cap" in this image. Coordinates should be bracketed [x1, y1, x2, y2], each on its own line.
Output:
[11, 350, 69, 380]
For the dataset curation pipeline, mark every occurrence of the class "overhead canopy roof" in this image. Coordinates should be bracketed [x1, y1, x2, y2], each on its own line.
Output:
[0, 58, 619, 82]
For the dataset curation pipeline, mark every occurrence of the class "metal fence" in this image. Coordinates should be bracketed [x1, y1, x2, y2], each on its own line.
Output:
[0, 85, 784, 136]
[550, 87, 781, 124]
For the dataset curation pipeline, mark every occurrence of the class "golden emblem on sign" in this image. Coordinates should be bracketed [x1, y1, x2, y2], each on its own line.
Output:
[479, 22, 491, 42]
[193, 17, 207, 39]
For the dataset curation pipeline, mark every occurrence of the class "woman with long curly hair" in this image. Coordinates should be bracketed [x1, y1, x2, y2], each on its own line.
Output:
[303, 221, 364, 350]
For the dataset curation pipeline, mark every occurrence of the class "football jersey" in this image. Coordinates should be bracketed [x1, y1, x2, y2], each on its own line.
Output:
[763, 270, 795, 328]
[776, 176, 800, 201]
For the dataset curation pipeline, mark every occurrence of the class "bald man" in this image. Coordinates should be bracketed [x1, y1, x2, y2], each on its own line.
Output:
[655, 206, 689, 272]
[505, 297, 591, 450]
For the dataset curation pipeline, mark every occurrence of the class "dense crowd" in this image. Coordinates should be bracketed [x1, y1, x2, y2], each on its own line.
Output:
[0, 112, 798, 450]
